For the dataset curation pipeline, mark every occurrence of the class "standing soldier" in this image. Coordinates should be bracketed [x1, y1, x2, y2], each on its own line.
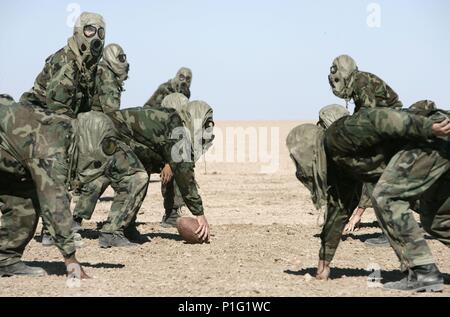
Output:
[144, 67, 192, 108]
[20, 12, 105, 118]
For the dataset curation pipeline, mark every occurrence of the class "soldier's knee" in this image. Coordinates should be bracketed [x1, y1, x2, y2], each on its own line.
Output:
[134, 171, 149, 188]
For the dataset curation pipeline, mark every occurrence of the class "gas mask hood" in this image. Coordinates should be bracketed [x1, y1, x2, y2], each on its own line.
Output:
[286, 124, 328, 212]
[328, 55, 358, 100]
[103, 43, 129, 83]
[73, 12, 106, 65]
[318, 104, 350, 129]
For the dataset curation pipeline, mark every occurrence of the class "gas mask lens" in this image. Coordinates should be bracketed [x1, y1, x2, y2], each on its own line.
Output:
[118, 54, 127, 63]
[83, 25, 105, 40]
[97, 27, 105, 40]
[330, 65, 337, 74]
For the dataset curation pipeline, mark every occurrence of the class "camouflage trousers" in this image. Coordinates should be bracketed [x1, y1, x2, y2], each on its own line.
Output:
[72, 147, 149, 234]
[372, 147, 450, 272]
[0, 174, 40, 267]
[162, 179, 185, 212]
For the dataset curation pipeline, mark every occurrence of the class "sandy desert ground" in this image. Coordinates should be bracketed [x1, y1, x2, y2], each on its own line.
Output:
[1, 121, 449, 297]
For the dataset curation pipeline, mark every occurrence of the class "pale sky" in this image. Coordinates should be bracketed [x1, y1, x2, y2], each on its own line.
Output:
[1, 0, 449, 119]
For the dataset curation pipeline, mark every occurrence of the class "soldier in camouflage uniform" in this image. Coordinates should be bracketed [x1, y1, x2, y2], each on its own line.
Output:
[91, 43, 129, 113]
[295, 106, 450, 291]
[159, 94, 214, 227]
[328, 54, 403, 245]
[72, 98, 212, 243]
[144, 67, 192, 108]
[328, 55, 403, 113]
[0, 99, 149, 276]
[342, 101, 439, 238]
[20, 12, 105, 118]
[69, 43, 139, 244]
[0, 102, 79, 277]
[107, 106, 212, 242]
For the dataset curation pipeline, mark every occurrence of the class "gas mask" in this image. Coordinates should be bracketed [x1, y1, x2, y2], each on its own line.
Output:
[73, 12, 106, 65]
[166, 100, 214, 163]
[103, 44, 130, 83]
[182, 101, 214, 161]
[172, 67, 192, 98]
[328, 55, 358, 100]
[286, 124, 327, 213]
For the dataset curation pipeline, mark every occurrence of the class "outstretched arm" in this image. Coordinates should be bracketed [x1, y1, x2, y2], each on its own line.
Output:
[27, 156, 88, 278]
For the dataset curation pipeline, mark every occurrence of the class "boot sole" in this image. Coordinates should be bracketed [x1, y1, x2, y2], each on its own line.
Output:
[0, 271, 47, 277]
[99, 242, 138, 248]
[364, 242, 390, 247]
[384, 283, 444, 293]
[160, 222, 177, 228]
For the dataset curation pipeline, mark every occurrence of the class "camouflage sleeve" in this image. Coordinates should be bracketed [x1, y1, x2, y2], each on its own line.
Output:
[319, 170, 361, 262]
[358, 183, 373, 209]
[26, 156, 76, 257]
[319, 197, 349, 262]
[97, 72, 121, 113]
[144, 84, 170, 108]
[354, 83, 377, 111]
[45, 62, 78, 118]
[163, 112, 204, 215]
[369, 108, 434, 141]
[130, 141, 165, 173]
[171, 162, 204, 216]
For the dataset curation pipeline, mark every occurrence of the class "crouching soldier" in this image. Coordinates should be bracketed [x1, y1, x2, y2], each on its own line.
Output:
[159, 93, 215, 227]
[72, 94, 214, 239]
[107, 105, 212, 242]
[289, 104, 450, 292]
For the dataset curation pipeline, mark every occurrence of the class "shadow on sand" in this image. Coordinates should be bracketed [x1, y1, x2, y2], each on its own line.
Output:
[24, 261, 125, 276]
[285, 267, 450, 284]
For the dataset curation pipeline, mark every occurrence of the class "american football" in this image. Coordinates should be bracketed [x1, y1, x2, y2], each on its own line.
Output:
[176, 217, 203, 244]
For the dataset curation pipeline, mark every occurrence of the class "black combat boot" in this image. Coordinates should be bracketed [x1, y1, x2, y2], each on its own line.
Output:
[98, 232, 138, 248]
[0, 261, 47, 277]
[383, 264, 444, 292]
[161, 208, 180, 228]
[365, 233, 389, 247]
[124, 225, 148, 243]
[41, 234, 55, 247]
[72, 216, 83, 232]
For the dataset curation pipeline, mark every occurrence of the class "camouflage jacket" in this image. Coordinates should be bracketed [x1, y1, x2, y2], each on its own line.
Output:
[91, 62, 123, 113]
[351, 71, 403, 113]
[320, 108, 437, 262]
[144, 80, 191, 108]
[107, 107, 204, 215]
[0, 103, 76, 257]
[20, 40, 96, 118]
